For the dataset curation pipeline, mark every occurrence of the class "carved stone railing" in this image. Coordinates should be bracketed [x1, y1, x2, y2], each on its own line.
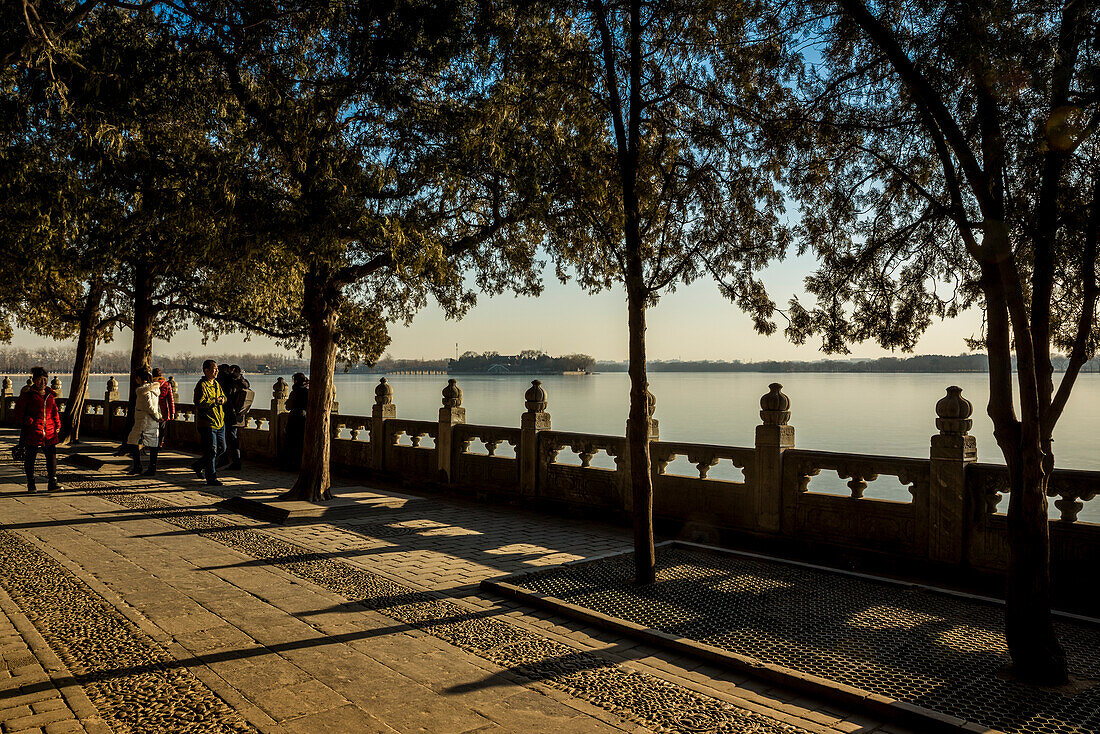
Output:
[652, 441, 753, 484]
[452, 424, 521, 493]
[650, 441, 757, 538]
[456, 423, 519, 457]
[331, 413, 369, 442]
[537, 431, 626, 511]
[245, 408, 273, 432]
[781, 449, 931, 557]
[0, 374, 1096, 604]
[965, 462, 1099, 597]
[967, 462, 1100, 524]
[384, 418, 437, 481]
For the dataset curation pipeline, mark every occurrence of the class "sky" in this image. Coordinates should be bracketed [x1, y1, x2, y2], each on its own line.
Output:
[8, 252, 984, 362]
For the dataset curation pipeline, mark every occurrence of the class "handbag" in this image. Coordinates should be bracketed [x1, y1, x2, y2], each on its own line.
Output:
[10, 443, 25, 462]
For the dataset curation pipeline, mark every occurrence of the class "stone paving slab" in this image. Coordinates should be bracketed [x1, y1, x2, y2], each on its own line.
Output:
[0, 431, 921, 733]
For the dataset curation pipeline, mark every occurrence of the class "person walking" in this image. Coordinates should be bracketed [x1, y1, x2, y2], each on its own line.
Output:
[14, 366, 64, 492]
[147, 367, 175, 476]
[124, 370, 162, 475]
[189, 360, 227, 486]
[283, 372, 308, 471]
[219, 365, 254, 470]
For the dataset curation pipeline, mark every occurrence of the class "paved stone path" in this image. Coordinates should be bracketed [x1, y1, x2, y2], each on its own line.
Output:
[0, 432, 916, 734]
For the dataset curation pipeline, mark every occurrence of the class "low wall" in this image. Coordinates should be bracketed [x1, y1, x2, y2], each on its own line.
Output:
[2, 376, 1096, 611]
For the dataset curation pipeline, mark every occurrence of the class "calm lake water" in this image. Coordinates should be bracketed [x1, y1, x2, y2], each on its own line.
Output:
[39, 371, 1100, 521]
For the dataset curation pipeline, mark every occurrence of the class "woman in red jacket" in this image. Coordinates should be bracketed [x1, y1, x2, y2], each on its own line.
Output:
[14, 366, 64, 492]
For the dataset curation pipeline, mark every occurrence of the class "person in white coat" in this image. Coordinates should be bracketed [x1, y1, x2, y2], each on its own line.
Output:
[126, 370, 162, 475]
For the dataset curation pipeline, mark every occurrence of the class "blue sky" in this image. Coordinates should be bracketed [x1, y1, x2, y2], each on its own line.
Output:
[9, 253, 983, 361]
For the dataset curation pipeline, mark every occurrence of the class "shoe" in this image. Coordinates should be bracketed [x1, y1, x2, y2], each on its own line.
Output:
[47, 481, 63, 492]
[191, 463, 204, 478]
[27, 485, 37, 493]
[142, 467, 157, 477]
[206, 479, 224, 487]
[125, 465, 143, 475]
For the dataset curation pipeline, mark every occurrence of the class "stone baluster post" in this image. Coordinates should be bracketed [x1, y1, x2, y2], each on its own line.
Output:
[520, 380, 550, 499]
[105, 376, 119, 434]
[270, 377, 289, 458]
[929, 386, 977, 564]
[0, 376, 12, 423]
[49, 377, 63, 420]
[371, 378, 395, 471]
[437, 379, 466, 482]
[754, 383, 793, 533]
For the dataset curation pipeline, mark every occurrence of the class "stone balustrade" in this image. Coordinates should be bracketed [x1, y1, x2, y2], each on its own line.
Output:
[1, 374, 1097, 608]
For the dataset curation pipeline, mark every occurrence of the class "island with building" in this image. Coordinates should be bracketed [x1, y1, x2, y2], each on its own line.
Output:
[447, 350, 595, 375]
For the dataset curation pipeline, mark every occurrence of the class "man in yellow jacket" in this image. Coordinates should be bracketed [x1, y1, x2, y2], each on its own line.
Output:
[189, 359, 227, 486]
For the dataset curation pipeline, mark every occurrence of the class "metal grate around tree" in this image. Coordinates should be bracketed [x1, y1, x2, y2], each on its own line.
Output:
[505, 544, 1099, 734]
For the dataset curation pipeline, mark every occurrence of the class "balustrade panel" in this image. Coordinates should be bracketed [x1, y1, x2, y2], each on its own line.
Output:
[384, 419, 437, 480]
[781, 449, 930, 557]
[538, 431, 625, 511]
[452, 424, 520, 491]
[651, 440, 756, 532]
[965, 463, 1100, 584]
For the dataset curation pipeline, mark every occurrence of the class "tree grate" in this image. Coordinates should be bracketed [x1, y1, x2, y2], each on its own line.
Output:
[504, 545, 1100, 734]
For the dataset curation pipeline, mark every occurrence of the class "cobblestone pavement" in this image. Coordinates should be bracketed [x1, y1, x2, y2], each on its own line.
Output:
[0, 433, 917, 734]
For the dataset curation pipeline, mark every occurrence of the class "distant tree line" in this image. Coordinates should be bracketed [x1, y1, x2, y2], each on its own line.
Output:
[348, 356, 450, 373]
[595, 355, 1100, 374]
[448, 350, 594, 374]
[0, 348, 308, 376]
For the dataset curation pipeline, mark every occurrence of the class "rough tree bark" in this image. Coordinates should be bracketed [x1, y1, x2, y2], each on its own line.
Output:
[594, 0, 654, 584]
[62, 289, 103, 444]
[980, 226, 1067, 685]
[283, 274, 339, 502]
[625, 271, 655, 584]
[123, 261, 156, 443]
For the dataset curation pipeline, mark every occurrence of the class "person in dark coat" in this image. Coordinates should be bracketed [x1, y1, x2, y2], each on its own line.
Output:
[283, 372, 308, 470]
[14, 366, 64, 492]
[218, 365, 254, 470]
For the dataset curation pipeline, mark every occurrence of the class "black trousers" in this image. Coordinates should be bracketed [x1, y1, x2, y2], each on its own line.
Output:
[24, 444, 57, 486]
[218, 426, 241, 466]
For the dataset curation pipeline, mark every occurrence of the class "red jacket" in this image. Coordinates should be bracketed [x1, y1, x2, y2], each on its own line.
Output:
[14, 387, 61, 446]
[157, 378, 175, 421]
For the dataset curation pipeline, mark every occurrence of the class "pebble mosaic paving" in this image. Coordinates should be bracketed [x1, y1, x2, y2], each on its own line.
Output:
[0, 528, 256, 734]
[498, 544, 1100, 734]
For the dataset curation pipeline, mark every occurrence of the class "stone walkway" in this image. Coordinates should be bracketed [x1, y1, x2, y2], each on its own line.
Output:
[0, 431, 916, 734]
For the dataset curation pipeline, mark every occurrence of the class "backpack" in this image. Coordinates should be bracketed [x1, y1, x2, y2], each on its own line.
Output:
[233, 387, 255, 427]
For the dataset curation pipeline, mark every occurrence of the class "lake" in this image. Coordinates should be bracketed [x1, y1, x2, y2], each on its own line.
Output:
[35, 371, 1100, 521]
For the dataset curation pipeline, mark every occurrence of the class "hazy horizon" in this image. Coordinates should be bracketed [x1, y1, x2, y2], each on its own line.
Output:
[7, 255, 984, 363]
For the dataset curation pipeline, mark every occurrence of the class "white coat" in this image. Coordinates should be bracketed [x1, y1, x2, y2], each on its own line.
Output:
[126, 382, 163, 447]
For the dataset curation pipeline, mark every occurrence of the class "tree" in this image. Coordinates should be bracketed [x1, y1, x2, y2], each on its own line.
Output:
[526, 0, 790, 582]
[176, 0, 559, 501]
[781, 0, 1099, 683]
[55, 8, 244, 423]
[0, 8, 133, 442]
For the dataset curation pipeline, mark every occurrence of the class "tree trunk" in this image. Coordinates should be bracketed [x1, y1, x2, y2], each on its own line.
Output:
[124, 262, 156, 440]
[981, 245, 1068, 685]
[63, 305, 100, 444]
[284, 278, 338, 502]
[625, 273, 655, 584]
[1003, 435, 1067, 684]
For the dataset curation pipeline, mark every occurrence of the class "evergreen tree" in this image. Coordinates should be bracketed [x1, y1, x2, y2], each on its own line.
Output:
[780, 0, 1100, 682]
